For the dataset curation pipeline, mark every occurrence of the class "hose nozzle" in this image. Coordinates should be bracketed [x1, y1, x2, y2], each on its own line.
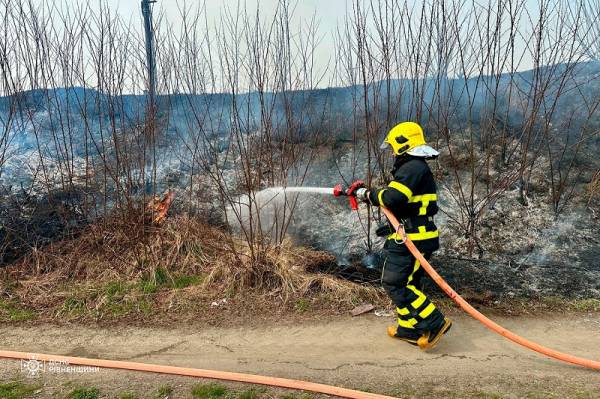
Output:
[333, 180, 365, 210]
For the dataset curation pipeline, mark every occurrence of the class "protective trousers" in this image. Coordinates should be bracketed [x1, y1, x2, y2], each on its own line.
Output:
[381, 251, 445, 334]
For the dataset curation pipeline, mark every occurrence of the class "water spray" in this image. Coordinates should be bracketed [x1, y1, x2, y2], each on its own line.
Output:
[271, 186, 335, 195]
[257, 183, 364, 210]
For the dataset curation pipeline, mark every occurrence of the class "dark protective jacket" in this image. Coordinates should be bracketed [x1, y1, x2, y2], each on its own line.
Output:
[368, 155, 440, 255]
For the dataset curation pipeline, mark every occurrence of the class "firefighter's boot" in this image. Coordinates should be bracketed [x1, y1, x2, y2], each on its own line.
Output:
[387, 326, 420, 346]
[417, 317, 452, 350]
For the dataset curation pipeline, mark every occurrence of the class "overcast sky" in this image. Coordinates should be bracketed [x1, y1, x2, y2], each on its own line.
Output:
[15, 0, 564, 93]
[101, 0, 545, 81]
[103, 0, 350, 30]
[102, 0, 350, 85]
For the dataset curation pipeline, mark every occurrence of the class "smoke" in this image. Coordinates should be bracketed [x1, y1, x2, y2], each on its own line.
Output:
[226, 187, 331, 240]
[226, 186, 382, 265]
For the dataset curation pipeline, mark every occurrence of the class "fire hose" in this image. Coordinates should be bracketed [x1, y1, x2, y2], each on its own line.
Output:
[0, 350, 395, 399]
[379, 206, 600, 371]
[0, 187, 598, 399]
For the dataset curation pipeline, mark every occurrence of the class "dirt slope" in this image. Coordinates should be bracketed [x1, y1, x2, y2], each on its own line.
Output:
[1, 314, 600, 398]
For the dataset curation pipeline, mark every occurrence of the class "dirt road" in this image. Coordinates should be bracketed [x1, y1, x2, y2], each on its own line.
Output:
[1, 313, 600, 398]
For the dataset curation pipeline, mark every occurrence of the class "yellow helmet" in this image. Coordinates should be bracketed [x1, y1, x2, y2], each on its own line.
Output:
[380, 121, 427, 155]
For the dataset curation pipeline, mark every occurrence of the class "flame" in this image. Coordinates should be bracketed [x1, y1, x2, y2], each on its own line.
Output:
[147, 190, 176, 224]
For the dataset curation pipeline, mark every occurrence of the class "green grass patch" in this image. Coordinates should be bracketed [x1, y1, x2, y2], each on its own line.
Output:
[0, 299, 36, 322]
[68, 387, 99, 399]
[138, 268, 169, 294]
[294, 298, 310, 313]
[154, 267, 169, 285]
[9, 308, 35, 321]
[139, 280, 158, 294]
[61, 281, 155, 318]
[119, 393, 136, 399]
[57, 272, 203, 321]
[0, 381, 39, 399]
[191, 383, 228, 399]
[238, 388, 263, 399]
[105, 281, 129, 298]
[171, 274, 204, 289]
[568, 298, 600, 312]
[138, 269, 204, 292]
[62, 297, 86, 314]
[156, 385, 173, 398]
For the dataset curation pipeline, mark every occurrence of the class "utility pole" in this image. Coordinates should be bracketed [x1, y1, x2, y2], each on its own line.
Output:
[141, 0, 158, 199]
[141, 0, 157, 109]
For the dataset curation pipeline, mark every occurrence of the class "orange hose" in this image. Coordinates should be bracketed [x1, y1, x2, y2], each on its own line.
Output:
[1, 206, 597, 399]
[0, 350, 396, 399]
[380, 206, 600, 371]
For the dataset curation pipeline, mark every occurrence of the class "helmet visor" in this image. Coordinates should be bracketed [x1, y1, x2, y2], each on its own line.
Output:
[379, 139, 389, 150]
[406, 144, 439, 158]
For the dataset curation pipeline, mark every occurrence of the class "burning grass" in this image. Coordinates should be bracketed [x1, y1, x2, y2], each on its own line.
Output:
[0, 213, 385, 324]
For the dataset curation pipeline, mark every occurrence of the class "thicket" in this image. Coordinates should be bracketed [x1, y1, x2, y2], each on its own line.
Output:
[0, 0, 599, 269]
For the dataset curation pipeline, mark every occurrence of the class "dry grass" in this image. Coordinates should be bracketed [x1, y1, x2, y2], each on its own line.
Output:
[0, 213, 385, 324]
[586, 169, 600, 205]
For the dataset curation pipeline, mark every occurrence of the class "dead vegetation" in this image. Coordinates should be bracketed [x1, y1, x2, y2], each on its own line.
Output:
[2, 208, 598, 325]
[587, 169, 600, 206]
[1, 0, 599, 325]
[0, 212, 385, 324]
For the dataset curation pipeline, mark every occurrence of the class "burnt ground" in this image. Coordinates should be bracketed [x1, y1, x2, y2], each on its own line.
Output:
[424, 255, 600, 300]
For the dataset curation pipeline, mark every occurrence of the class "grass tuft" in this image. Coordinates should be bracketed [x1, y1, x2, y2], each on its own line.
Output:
[171, 274, 204, 289]
[238, 388, 263, 399]
[156, 385, 173, 398]
[0, 299, 36, 322]
[294, 298, 310, 313]
[280, 394, 315, 399]
[0, 381, 39, 399]
[191, 383, 228, 399]
[68, 387, 99, 399]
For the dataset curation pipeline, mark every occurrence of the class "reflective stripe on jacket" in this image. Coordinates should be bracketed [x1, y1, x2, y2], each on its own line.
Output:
[369, 155, 440, 254]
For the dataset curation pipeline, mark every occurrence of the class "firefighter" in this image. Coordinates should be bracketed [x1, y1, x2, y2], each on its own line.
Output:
[354, 121, 452, 350]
